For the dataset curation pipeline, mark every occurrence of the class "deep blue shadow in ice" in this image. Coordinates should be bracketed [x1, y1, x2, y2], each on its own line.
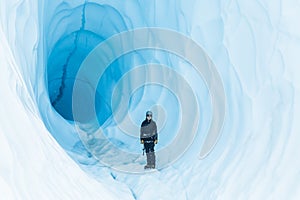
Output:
[47, 2, 127, 122]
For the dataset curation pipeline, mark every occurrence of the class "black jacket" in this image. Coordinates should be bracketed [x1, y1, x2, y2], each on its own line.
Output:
[140, 119, 157, 141]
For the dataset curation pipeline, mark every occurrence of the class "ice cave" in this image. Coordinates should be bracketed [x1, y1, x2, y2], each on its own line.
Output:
[1, 0, 300, 199]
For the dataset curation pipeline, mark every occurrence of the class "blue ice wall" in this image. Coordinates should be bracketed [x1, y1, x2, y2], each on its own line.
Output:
[43, 2, 226, 165]
[43, 0, 221, 156]
[46, 3, 127, 121]
[31, 0, 299, 199]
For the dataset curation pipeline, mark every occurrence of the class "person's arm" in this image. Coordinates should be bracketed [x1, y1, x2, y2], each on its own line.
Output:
[154, 122, 158, 144]
[140, 125, 144, 144]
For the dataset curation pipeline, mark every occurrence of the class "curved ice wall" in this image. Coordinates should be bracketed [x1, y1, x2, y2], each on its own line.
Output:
[1, 0, 300, 199]
[42, 0, 224, 168]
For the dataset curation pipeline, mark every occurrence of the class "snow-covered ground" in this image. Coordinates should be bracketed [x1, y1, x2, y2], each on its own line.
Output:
[1, 0, 300, 199]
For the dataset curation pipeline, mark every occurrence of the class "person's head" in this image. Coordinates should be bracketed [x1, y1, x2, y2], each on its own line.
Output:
[146, 111, 152, 121]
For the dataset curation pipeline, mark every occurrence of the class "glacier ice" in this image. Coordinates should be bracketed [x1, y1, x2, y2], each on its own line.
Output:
[1, 0, 300, 199]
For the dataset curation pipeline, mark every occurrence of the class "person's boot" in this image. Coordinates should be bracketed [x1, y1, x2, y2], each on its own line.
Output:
[144, 153, 151, 169]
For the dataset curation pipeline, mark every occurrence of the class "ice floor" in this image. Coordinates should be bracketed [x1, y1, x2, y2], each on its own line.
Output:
[1, 0, 300, 199]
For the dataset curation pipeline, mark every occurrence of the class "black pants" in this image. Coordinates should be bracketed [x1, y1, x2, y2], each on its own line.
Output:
[144, 141, 155, 153]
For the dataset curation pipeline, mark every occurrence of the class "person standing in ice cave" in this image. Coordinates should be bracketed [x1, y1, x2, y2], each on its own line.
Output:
[140, 111, 158, 169]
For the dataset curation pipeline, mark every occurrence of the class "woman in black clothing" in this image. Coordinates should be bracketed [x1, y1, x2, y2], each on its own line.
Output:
[140, 111, 158, 169]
